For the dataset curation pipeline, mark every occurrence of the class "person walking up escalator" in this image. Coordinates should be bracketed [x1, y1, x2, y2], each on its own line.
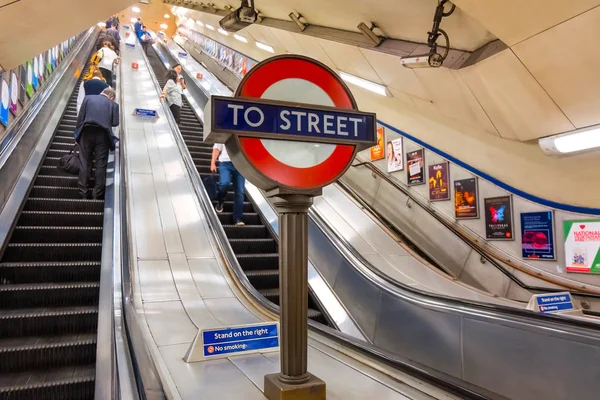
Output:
[74, 88, 120, 200]
[96, 42, 119, 87]
[211, 144, 245, 226]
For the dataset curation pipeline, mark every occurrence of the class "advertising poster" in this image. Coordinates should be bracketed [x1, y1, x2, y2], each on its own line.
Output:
[484, 196, 514, 240]
[9, 71, 18, 115]
[386, 138, 404, 172]
[31, 59, 39, 90]
[0, 78, 9, 127]
[454, 178, 478, 219]
[406, 148, 425, 185]
[428, 162, 450, 201]
[563, 220, 600, 274]
[370, 126, 385, 161]
[521, 211, 555, 260]
[18, 65, 27, 103]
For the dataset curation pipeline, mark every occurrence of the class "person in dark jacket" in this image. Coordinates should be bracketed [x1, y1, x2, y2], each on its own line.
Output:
[139, 26, 153, 54]
[74, 88, 119, 199]
[76, 69, 109, 114]
[107, 24, 121, 46]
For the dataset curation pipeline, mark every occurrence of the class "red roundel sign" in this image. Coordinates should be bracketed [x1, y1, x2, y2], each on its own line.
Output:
[231, 56, 363, 191]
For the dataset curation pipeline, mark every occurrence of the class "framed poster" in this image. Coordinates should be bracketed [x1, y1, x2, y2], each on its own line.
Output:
[428, 162, 450, 201]
[454, 178, 478, 219]
[370, 126, 385, 161]
[386, 138, 403, 172]
[32, 58, 39, 90]
[0, 78, 9, 127]
[18, 65, 27, 104]
[484, 196, 514, 240]
[521, 211, 555, 260]
[563, 220, 600, 274]
[406, 148, 425, 185]
[9, 71, 18, 115]
[38, 54, 45, 83]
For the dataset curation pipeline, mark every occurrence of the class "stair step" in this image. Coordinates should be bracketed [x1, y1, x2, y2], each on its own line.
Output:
[2, 243, 102, 262]
[0, 262, 101, 284]
[17, 211, 103, 227]
[0, 364, 95, 399]
[0, 283, 100, 309]
[0, 333, 96, 373]
[236, 253, 279, 271]
[222, 225, 269, 239]
[228, 238, 276, 253]
[29, 186, 82, 199]
[245, 269, 279, 289]
[0, 307, 98, 338]
[24, 198, 104, 213]
[10, 226, 103, 243]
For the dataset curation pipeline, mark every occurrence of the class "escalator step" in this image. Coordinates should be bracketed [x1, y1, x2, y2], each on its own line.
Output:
[229, 238, 276, 253]
[218, 213, 260, 226]
[236, 253, 279, 271]
[0, 364, 95, 399]
[49, 142, 75, 151]
[0, 333, 96, 373]
[0, 262, 100, 284]
[308, 309, 327, 324]
[0, 307, 98, 338]
[223, 225, 268, 239]
[24, 198, 104, 213]
[39, 165, 91, 177]
[245, 269, 279, 289]
[42, 157, 61, 167]
[34, 175, 80, 188]
[52, 135, 76, 144]
[2, 243, 102, 262]
[212, 201, 254, 213]
[29, 186, 81, 199]
[10, 226, 103, 243]
[258, 288, 280, 304]
[18, 211, 103, 227]
[0, 283, 100, 309]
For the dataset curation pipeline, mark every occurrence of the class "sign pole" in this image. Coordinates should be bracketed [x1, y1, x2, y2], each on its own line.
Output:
[264, 190, 326, 399]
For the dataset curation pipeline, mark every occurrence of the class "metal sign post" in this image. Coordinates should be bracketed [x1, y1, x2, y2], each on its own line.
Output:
[204, 55, 376, 399]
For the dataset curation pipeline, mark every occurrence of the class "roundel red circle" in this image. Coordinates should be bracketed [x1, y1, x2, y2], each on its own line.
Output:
[235, 56, 357, 189]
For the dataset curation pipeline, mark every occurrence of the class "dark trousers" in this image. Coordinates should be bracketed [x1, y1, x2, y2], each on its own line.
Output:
[169, 104, 181, 125]
[141, 41, 150, 55]
[99, 67, 113, 87]
[217, 161, 245, 223]
[78, 126, 110, 199]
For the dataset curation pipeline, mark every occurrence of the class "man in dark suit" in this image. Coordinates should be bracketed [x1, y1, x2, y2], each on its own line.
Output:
[74, 87, 119, 199]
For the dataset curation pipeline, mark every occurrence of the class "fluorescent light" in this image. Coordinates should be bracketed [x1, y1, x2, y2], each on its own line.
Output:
[539, 126, 600, 155]
[339, 71, 388, 96]
[196, 20, 204, 27]
[132, 6, 140, 13]
[160, 23, 168, 29]
[234, 34, 248, 43]
[218, 28, 229, 36]
[256, 41, 274, 53]
[164, 14, 170, 18]
[130, 17, 137, 23]
[206, 24, 215, 30]
[97, 22, 106, 27]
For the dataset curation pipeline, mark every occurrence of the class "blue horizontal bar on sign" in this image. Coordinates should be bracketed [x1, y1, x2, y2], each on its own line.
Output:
[203, 323, 278, 345]
[203, 337, 279, 357]
[134, 108, 157, 117]
[211, 97, 376, 145]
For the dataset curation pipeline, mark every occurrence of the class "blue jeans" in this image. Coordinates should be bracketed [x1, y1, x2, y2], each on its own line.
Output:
[217, 161, 245, 222]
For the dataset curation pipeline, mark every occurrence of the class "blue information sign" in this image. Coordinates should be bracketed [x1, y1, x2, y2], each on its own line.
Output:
[211, 96, 376, 146]
[202, 322, 279, 358]
[178, 52, 188, 57]
[535, 293, 574, 313]
[134, 108, 157, 117]
[520, 211, 555, 260]
[126, 43, 135, 48]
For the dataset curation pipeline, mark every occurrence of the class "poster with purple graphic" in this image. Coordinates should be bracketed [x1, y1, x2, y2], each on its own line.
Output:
[484, 196, 514, 240]
[0, 78, 9, 127]
[521, 211, 555, 260]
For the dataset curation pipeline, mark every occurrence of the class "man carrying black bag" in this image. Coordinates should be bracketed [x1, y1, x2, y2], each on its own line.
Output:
[73, 87, 119, 200]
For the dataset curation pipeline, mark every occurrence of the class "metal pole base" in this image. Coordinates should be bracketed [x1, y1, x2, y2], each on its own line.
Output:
[264, 372, 326, 400]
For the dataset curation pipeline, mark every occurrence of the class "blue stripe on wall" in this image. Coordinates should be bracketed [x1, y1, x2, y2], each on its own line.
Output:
[378, 120, 600, 216]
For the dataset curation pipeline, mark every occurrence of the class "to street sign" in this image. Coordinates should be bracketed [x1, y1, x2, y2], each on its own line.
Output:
[204, 55, 376, 192]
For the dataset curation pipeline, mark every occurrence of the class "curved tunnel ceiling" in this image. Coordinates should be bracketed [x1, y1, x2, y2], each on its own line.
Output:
[0, 0, 137, 70]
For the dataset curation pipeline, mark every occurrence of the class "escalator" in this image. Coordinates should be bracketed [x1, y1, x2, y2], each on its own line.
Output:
[0, 65, 100, 399]
[145, 47, 330, 326]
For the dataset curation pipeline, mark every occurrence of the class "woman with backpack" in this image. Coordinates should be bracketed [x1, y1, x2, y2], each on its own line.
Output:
[96, 42, 119, 87]
[160, 69, 182, 125]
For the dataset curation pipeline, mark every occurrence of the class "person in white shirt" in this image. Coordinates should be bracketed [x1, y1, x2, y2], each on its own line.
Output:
[76, 69, 109, 114]
[173, 64, 187, 89]
[97, 42, 119, 87]
[210, 144, 245, 226]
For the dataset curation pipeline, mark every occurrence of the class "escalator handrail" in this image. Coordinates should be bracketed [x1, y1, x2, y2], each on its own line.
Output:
[350, 160, 600, 297]
[140, 40, 511, 400]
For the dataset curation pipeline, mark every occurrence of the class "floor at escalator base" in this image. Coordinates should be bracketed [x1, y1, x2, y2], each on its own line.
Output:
[264, 372, 326, 400]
